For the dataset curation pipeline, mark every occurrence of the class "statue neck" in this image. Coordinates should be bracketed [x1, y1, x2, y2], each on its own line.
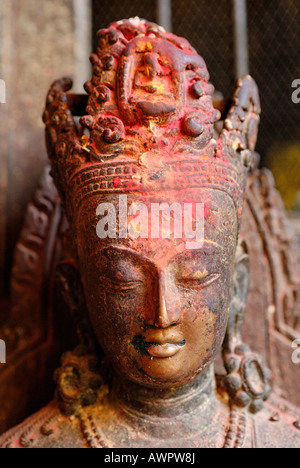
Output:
[78, 364, 242, 447]
[113, 365, 216, 422]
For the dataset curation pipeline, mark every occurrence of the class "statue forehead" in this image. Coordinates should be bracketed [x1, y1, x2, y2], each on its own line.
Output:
[74, 186, 237, 216]
[74, 187, 238, 266]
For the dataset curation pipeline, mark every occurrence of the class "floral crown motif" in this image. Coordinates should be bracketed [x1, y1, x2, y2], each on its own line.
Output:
[43, 17, 261, 222]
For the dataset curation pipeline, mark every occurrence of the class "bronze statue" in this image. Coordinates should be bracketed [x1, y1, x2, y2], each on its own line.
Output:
[1, 18, 300, 448]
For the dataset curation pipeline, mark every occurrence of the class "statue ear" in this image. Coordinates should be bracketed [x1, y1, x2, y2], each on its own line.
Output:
[223, 240, 249, 353]
[233, 242, 250, 307]
[222, 239, 271, 414]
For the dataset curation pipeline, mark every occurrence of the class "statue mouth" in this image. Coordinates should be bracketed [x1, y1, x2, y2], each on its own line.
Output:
[131, 334, 186, 359]
[146, 341, 186, 358]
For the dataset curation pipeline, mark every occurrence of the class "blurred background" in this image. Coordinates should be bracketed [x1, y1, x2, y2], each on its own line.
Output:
[0, 0, 299, 434]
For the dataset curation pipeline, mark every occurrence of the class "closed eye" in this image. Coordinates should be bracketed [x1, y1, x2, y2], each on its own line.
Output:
[176, 273, 220, 290]
[100, 276, 143, 293]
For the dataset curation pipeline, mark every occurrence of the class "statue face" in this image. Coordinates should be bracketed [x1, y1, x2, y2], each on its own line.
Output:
[118, 36, 185, 124]
[74, 188, 238, 389]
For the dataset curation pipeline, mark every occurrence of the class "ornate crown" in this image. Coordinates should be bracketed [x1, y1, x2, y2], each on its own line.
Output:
[42, 18, 260, 222]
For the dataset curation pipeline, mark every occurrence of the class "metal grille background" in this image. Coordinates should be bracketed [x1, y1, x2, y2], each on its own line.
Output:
[247, 0, 300, 209]
[92, 0, 157, 45]
[92, 0, 300, 179]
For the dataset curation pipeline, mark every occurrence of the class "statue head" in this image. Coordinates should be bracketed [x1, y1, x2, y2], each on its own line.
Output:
[43, 18, 264, 398]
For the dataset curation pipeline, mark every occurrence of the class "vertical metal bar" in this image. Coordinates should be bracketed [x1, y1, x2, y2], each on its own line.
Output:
[157, 0, 172, 32]
[73, 0, 92, 92]
[233, 0, 249, 77]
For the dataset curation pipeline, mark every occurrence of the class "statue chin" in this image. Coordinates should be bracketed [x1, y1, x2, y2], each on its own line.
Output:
[1, 17, 300, 449]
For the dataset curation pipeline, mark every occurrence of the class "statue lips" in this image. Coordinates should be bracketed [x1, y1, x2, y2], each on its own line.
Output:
[143, 330, 186, 359]
[146, 341, 186, 358]
[131, 332, 186, 359]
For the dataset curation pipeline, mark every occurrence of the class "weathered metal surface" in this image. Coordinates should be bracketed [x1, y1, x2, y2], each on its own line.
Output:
[0, 169, 75, 434]
[241, 168, 300, 405]
[1, 18, 300, 448]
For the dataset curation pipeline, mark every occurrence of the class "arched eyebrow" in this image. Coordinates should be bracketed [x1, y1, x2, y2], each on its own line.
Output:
[172, 241, 223, 260]
[90, 245, 157, 269]
[91, 241, 223, 267]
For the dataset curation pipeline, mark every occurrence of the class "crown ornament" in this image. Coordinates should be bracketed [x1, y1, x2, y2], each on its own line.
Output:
[43, 17, 261, 223]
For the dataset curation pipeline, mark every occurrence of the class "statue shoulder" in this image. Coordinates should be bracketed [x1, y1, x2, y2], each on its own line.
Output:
[252, 394, 300, 448]
[0, 402, 85, 448]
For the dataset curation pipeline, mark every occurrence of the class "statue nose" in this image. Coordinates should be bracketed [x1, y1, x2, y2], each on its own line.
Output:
[153, 274, 181, 329]
[144, 52, 159, 79]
